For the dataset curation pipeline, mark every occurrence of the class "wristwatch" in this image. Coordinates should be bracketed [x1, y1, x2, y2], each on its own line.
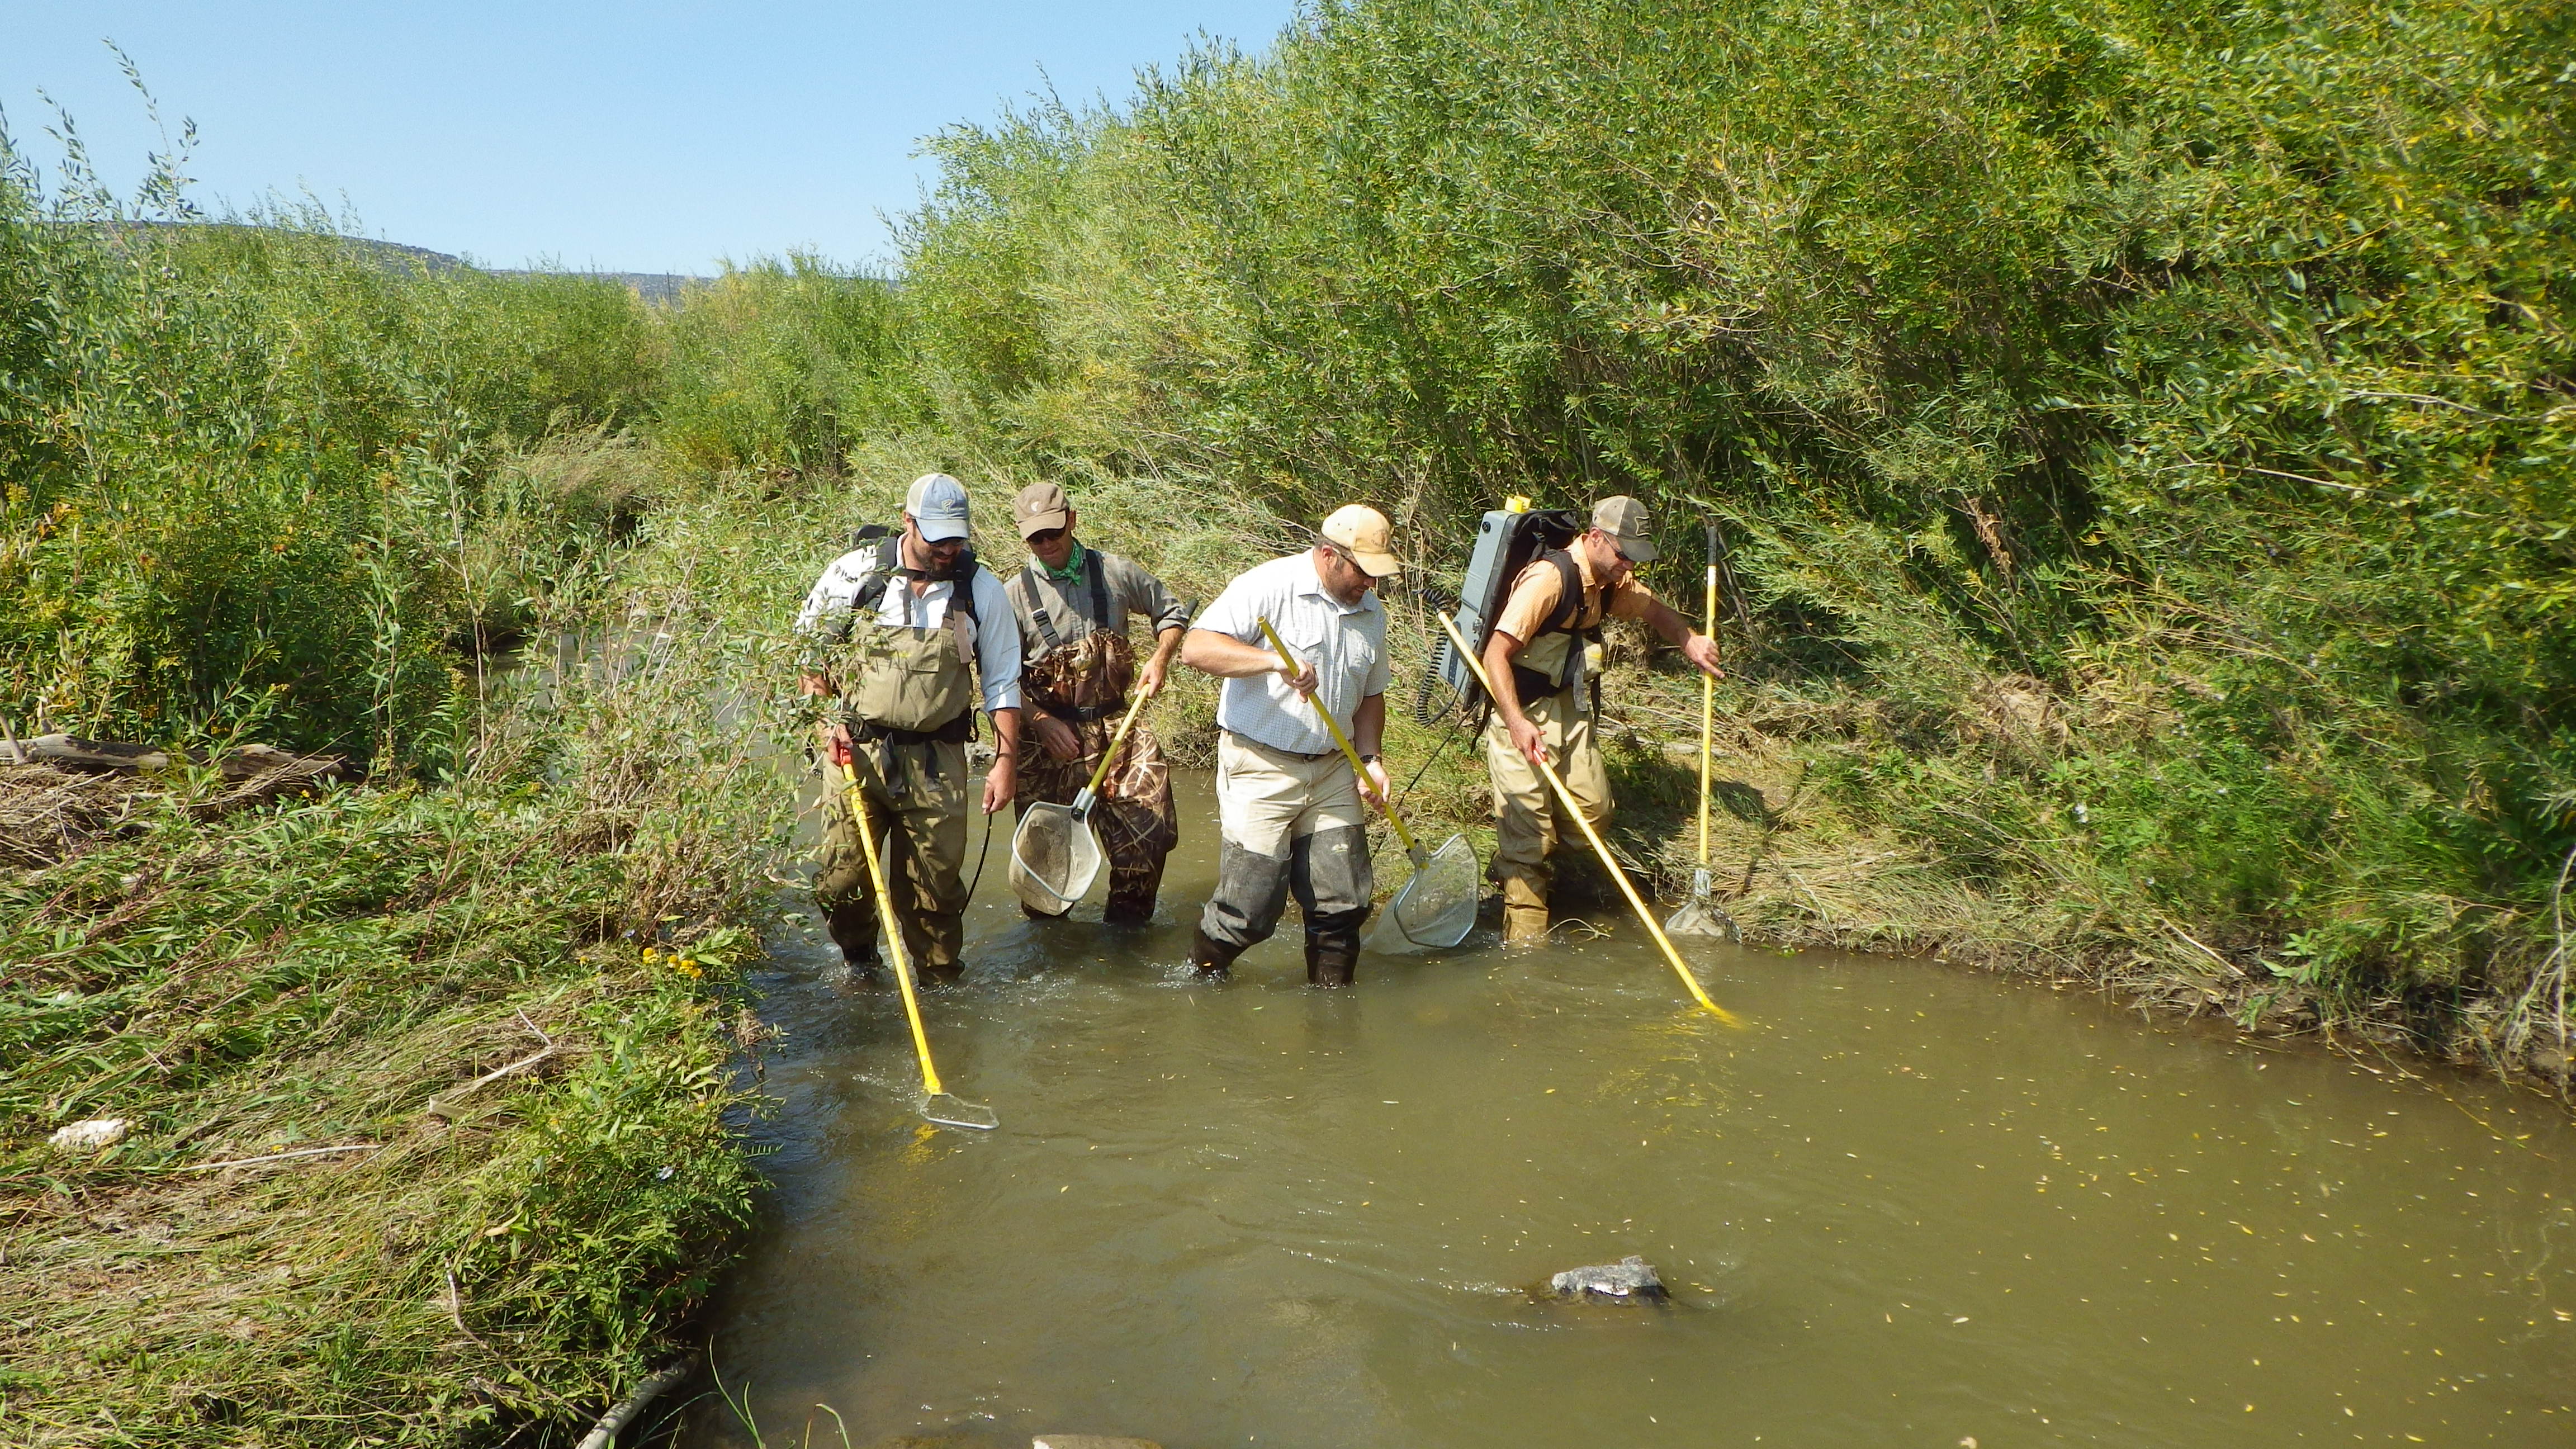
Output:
[1358, 752, 1380, 765]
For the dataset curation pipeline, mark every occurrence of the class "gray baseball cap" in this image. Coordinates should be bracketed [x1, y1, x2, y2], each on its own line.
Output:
[1592, 495, 1660, 562]
[907, 473, 972, 542]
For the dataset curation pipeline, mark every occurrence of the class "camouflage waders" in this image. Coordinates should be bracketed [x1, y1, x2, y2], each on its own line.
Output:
[1015, 631, 1176, 923]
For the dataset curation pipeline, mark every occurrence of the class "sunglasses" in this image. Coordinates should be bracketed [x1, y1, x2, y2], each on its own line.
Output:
[1025, 527, 1068, 547]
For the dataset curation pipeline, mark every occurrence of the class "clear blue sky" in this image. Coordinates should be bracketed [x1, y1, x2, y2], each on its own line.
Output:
[0, 1, 1298, 273]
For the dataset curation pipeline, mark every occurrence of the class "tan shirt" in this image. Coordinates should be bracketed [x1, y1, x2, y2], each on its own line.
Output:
[1492, 547, 1660, 683]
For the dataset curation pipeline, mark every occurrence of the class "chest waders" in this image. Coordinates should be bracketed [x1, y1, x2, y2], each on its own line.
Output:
[839, 538, 984, 793]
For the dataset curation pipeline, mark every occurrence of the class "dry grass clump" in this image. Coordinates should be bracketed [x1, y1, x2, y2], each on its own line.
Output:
[0, 765, 145, 868]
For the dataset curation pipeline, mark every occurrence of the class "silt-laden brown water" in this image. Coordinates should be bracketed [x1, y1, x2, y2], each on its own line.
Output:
[693, 774, 2576, 1447]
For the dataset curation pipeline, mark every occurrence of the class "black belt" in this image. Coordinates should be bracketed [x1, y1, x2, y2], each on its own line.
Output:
[853, 710, 976, 747]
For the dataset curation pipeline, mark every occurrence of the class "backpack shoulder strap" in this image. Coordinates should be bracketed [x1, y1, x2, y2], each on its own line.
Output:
[851, 537, 900, 616]
[1017, 564, 1062, 654]
[1537, 549, 1584, 636]
[1084, 548, 1112, 630]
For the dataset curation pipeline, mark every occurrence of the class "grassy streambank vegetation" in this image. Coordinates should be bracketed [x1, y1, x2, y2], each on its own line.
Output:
[0, 139, 803, 1442]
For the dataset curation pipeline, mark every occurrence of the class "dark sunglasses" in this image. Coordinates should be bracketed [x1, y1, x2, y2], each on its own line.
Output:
[1025, 527, 1068, 547]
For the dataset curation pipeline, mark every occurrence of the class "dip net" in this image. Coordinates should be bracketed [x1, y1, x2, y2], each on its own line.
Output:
[1366, 831, 1480, 954]
[1008, 801, 1102, 916]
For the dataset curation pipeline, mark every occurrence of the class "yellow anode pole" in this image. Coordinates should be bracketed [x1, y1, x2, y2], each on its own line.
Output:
[1438, 611, 1741, 1025]
[1697, 528, 1717, 875]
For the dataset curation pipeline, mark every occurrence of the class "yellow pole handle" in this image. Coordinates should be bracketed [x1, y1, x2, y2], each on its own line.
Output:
[839, 761, 947, 1096]
[1698, 539, 1718, 871]
[1437, 612, 1740, 1025]
[1078, 686, 1156, 801]
[1255, 617, 1418, 855]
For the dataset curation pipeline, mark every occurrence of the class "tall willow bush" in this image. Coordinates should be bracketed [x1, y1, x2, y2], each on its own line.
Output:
[0, 137, 659, 765]
[652, 254, 926, 476]
[890, 0, 2575, 1033]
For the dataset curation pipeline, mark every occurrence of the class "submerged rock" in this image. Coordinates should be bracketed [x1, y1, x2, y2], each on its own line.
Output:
[1550, 1254, 1668, 1303]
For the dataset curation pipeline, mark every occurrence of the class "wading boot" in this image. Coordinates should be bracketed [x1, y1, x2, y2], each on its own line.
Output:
[1501, 875, 1551, 945]
[1188, 926, 1243, 981]
[823, 898, 884, 977]
[1305, 931, 1360, 988]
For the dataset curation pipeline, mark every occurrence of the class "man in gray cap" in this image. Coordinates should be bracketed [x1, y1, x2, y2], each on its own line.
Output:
[1002, 481, 1194, 924]
[796, 473, 1024, 979]
[1480, 495, 1721, 943]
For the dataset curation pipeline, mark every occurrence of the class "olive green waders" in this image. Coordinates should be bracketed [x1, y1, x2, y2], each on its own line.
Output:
[815, 586, 984, 978]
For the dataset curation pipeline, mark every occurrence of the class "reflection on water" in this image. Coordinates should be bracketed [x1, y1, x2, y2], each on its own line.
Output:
[693, 774, 2576, 1448]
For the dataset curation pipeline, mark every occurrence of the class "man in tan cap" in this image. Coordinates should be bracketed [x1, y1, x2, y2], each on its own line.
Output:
[1480, 495, 1721, 943]
[1001, 482, 1195, 924]
[1177, 504, 1401, 985]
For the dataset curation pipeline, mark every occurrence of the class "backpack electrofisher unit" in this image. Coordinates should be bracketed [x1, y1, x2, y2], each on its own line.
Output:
[1429, 501, 1582, 724]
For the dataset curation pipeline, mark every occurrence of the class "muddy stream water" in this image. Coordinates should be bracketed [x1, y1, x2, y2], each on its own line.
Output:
[691, 774, 2576, 1447]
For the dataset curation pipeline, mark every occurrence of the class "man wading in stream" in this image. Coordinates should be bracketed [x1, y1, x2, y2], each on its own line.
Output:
[1180, 505, 1401, 985]
[1482, 495, 1721, 944]
[797, 473, 1024, 980]
[1002, 482, 1194, 923]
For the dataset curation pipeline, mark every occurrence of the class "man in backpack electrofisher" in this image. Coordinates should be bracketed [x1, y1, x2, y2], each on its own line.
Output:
[1002, 481, 1194, 923]
[1180, 505, 1401, 986]
[797, 473, 1024, 980]
[1481, 495, 1720, 944]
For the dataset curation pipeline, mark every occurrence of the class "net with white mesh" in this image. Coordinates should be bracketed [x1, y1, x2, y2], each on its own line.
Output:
[1366, 831, 1480, 953]
[1008, 801, 1101, 916]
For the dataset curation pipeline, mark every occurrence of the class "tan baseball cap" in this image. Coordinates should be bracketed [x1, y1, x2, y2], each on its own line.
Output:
[1320, 504, 1404, 577]
[1592, 495, 1661, 562]
[1012, 481, 1072, 538]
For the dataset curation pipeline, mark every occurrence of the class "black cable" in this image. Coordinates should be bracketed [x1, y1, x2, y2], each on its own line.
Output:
[967, 804, 997, 901]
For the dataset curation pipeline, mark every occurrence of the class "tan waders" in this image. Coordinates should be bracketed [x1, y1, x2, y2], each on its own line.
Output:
[1190, 732, 1375, 984]
[1014, 632, 1177, 923]
[1484, 682, 1612, 943]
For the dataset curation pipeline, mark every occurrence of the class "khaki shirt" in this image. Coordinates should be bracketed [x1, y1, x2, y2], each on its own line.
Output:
[1491, 547, 1660, 688]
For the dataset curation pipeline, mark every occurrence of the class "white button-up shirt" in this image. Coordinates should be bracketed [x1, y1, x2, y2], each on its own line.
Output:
[795, 549, 1023, 714]
[1194, 552, 1388, 754]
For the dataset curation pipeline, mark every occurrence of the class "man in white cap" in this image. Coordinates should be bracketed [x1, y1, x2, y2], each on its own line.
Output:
[796, 473, 1024, 979]
[1178, 504, 1401, 986]
[1481, 494, 1720, 943]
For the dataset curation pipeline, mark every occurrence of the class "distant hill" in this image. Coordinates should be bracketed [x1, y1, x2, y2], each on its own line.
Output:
[93, 224, 713, 302]
[334, 236, 711, 303]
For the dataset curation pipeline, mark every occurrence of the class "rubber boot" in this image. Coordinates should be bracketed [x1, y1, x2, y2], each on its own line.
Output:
[823, 897, 884, 976]
[1500, 874, 1551, 946]
[1305, 930, 1360, 988]
[1189, 926, 1244, 981]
